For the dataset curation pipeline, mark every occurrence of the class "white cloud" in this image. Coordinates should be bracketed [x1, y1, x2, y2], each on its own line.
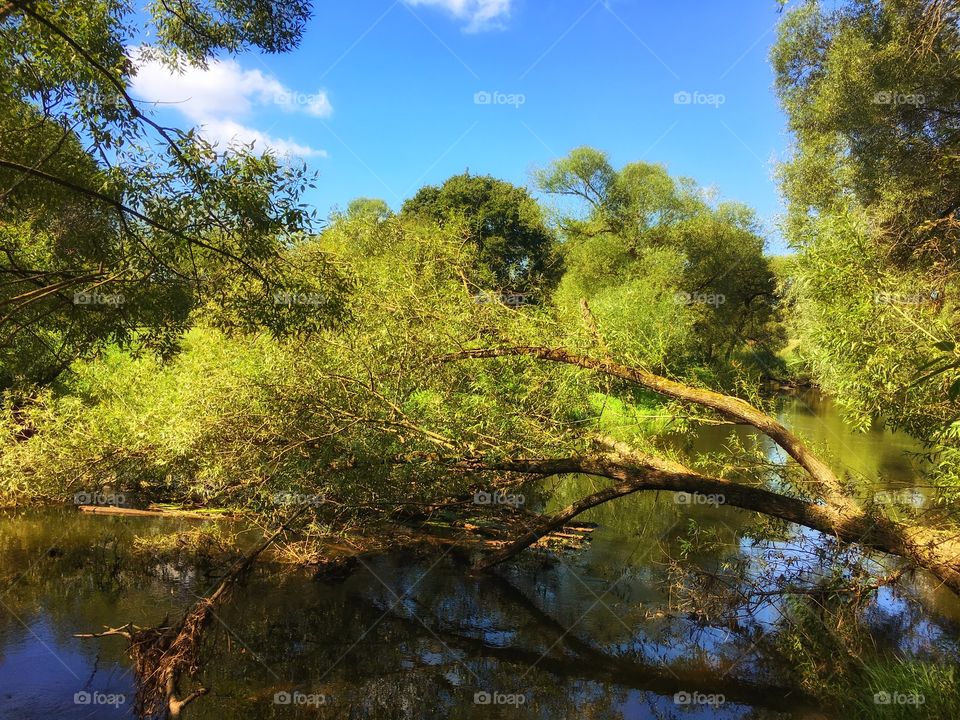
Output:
[405, 0, 512, 32]
[129, 49, 330, 157]
[199, 119, 325, 158]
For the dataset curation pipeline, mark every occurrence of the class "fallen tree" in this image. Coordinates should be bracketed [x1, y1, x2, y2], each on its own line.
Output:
[444, 346, 960, 595]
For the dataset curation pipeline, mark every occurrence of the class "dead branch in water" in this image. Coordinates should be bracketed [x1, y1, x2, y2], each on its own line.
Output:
[76, 510, 307, 718]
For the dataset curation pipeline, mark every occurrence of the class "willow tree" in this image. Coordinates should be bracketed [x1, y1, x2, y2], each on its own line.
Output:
[772, 0, 960, 491]
[535, 147, 784, 378]
[0, 0, 345, 390]
[9, 205, 960, 600]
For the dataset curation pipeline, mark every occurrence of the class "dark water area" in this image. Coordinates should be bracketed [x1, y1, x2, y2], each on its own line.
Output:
[1, 392, 958, 719]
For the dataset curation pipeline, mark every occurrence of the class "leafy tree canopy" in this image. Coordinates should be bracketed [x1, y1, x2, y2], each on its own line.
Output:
[773, 0, 960, 492]
[536, 147, 783, 375]
[0, 0, 345, 389]
[401, 172, 562, 295]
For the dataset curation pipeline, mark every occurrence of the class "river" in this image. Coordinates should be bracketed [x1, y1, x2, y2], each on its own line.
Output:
[0, 392, 957, 719]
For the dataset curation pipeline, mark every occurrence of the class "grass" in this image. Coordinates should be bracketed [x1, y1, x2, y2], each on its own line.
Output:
[844, 659, 958, 719]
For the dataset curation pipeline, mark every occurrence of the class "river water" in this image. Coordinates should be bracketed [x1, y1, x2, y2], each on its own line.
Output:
[0, 392, 957, 719]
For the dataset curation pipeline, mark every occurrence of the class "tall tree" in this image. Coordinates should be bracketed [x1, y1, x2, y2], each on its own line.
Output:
[773, 0, 960, 482]
[401, 172, 561, 295]
[535, 147, 783, 374]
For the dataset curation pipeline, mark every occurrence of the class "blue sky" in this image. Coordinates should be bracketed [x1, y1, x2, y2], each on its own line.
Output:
[132, 0, 792, 253]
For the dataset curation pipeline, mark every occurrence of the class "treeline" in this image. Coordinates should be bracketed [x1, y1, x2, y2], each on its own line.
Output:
[0, 146, 786, 504]
[1, 0, 959, 555]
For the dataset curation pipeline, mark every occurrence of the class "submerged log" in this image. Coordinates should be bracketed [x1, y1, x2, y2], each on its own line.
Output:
[77, 504, 233, 520]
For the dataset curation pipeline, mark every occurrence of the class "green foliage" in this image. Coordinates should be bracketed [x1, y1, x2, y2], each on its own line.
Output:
[344, 197, 393, 223]
[786, 209, 952, 429]
[0, 100, 192, 387]
[1, 331, 285, 505]
[2, 148, 789, 512]
[0, 0, 339, 389]
[773, 0, 960, 263]
[773, 0, 960, 490]
[0, 214, 587, 511]
[851, 659, 959, 719]
[552, 242, 697, 369]
[537, 147, 784, 375]
[775, 589, 960, 717]
[401, 172, 562, 294]
[146, 0, 310, 60]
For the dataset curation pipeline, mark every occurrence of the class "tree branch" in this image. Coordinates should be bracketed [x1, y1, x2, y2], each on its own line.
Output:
[0, 158, 263, 279]
[455, 452, 960, 595]
[443, 345, 849, 506]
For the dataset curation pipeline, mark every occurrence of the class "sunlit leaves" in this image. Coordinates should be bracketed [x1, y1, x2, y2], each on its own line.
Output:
[537, 147, 783, 378]
[401, 173, 562, 295]
[773, 0, 960, 489]
[0, 0, 333, 388]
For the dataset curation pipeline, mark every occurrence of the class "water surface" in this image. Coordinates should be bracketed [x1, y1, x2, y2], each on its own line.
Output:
[1, 393, 956, 719]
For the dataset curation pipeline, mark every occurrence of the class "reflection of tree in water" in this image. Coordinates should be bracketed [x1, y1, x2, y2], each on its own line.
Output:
[1, 506, 957, 718]
[0, 509, 202, 665]
[186, 553, 803, 719]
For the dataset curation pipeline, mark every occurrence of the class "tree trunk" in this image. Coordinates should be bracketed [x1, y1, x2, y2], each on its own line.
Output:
[439, 346, 960, 592]
[462, 453, 960, 595]
[445, 346, 849, 505]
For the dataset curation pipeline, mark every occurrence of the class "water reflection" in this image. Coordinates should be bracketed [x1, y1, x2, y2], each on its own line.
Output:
[0, 395, 957, 719]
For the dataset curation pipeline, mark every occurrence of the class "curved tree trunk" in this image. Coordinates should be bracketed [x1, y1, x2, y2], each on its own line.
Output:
[445, 346, 848, 505]
[462, 454, 960, 595]
[444, 346, 960, 595]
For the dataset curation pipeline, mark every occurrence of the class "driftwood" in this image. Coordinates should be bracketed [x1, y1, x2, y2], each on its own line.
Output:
[77, 505, 231, 520]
